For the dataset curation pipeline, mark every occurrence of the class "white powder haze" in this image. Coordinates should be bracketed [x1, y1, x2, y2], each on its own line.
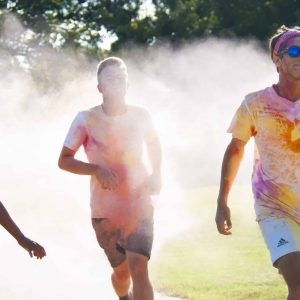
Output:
[0, 16, 277, 299]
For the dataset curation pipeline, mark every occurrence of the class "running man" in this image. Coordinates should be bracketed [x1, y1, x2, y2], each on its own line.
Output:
[215, 25, 300, 300]
[58, 57, 161, 300]
[0, 201, 46, 259]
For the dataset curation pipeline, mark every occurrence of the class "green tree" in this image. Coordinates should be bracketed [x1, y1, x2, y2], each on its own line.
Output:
[0, 0, 149, 89]
[2, 0, 300, 58]
[213, 0, 300, 40]
[1, 0, 146, 55]
[151, 0, 300, 45]
[152, 0, 218, 44]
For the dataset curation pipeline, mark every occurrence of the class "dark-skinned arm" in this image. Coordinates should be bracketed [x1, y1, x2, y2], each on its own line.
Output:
[0, 201, 46, 259]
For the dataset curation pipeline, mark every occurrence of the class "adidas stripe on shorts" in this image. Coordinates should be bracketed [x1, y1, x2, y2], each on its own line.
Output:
[258, 217, 300, 266]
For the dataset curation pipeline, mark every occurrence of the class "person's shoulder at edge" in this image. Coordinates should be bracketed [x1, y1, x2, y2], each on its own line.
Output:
[126, 105, 151, 118]
[87, 105, 101, 114]
[244, 86, 272, 103]
[75, 107, 98, 122]
[241, 86, 274, 110]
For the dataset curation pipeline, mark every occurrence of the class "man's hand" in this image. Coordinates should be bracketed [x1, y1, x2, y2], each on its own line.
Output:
[95, 166, 119, 190]
[215, 203, 232, 235]
[18, 236, 46, 259]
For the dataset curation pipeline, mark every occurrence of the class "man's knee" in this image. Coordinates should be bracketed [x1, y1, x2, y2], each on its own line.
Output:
[113, 261, 131, 281]
[127, 252, 149, 279]
[277, 252, 300, 288]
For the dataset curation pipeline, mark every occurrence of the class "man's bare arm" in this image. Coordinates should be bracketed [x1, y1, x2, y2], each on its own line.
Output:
[215, 138, 246, 235]
[0, 201, 46, 258]
[58, 146, 98, 175]
[58, 146, 118, 190]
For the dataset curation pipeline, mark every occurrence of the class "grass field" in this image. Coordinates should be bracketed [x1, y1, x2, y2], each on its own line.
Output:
[151, 186, 287, 300]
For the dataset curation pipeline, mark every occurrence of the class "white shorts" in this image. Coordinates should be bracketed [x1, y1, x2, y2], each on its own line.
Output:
[258, 217, 300, 266]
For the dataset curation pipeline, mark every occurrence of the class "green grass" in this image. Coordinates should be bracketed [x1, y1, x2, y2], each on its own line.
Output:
[151, 186, 287, 300]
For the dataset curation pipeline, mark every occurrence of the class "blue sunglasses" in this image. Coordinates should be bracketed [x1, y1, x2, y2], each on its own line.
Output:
[281, 46, 300, 58]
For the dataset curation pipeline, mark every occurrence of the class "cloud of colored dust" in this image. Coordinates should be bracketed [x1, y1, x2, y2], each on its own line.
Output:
[0, 15, 277, 300]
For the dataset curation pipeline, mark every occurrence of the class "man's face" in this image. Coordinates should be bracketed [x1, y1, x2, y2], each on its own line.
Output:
[278, 36, 300, 80]
[99, 65, 128, 99]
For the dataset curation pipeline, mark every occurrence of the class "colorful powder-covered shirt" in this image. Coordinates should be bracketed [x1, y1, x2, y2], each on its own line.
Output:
[228, 86, 300, 224]
[63, 105, 155, 227]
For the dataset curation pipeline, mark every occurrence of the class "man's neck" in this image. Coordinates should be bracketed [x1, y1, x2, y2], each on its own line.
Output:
[277, 76, 300, 102]
[101, 97, 127, 116]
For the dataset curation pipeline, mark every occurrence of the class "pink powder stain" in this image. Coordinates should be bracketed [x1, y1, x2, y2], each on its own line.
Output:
[89, 136, 107, 152]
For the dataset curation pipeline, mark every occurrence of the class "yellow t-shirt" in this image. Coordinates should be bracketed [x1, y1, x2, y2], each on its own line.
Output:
[228, 86, 300, 223]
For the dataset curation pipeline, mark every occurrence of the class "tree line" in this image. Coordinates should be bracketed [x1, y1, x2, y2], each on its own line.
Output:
[1, 0, 299, 89]
[1, 0, 300, 54]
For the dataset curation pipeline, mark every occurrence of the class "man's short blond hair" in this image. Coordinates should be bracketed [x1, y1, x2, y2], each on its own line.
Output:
[97, 57, 127, 84]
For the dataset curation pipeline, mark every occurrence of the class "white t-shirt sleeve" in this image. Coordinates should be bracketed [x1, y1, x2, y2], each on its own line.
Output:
[63, 112, 87, 152]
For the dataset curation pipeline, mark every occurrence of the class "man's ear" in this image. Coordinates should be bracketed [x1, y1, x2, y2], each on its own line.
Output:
[273, 54, 282, 69]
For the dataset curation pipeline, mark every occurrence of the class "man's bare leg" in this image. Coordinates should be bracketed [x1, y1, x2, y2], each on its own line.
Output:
[276, 252, 300, 300]
[126, 251, 153, 300]
[111, 260, 131, 299]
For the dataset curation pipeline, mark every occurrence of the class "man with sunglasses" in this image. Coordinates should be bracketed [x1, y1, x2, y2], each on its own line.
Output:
[215, 25, 300, 300]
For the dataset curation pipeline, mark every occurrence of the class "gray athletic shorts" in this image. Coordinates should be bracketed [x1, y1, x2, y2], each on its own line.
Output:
[92, 217, 154, 268]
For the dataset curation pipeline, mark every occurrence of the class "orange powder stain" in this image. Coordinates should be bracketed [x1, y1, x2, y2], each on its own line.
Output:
[282, 120, 300, 153]
[280, 185, 299, 207]
[250, 125, 257, 136]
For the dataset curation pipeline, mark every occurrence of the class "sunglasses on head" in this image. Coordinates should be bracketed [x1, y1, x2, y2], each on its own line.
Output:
[281, 46, 300, 58]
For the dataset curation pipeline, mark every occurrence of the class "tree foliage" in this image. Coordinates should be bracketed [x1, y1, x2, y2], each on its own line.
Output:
[152, 0, 300, 45]
[1, 0, 300, 57]
[211, 0, 300, 40]
[1, 0, 146, 55]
